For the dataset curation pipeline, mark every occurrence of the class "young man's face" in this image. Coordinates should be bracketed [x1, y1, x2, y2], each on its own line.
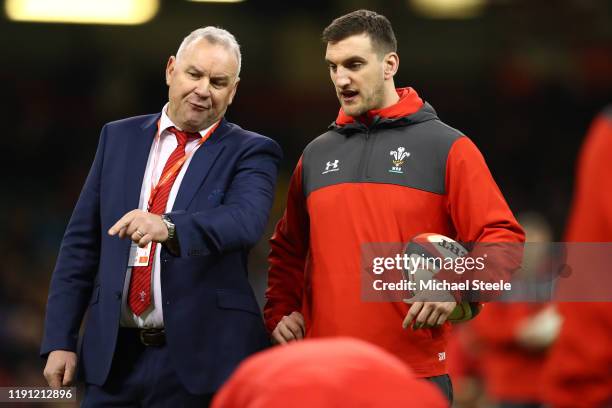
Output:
[165, 38, 239, 132]
[325, 33, 386, 117]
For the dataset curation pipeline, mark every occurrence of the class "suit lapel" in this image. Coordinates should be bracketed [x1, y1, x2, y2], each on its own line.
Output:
[124, 114, 159, 212]
[172, 119, 230, 211]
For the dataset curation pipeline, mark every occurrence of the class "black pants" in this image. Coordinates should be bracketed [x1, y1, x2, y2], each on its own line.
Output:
[82, 329, 214, 407]
[427, 374, 453, 405]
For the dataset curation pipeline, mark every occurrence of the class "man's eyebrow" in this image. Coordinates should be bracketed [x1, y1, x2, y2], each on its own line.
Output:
[211, 74, 230, 80]
[343, 56, 367, 64]
[186, 65, 204, 74]
[325, 56, 367, 65]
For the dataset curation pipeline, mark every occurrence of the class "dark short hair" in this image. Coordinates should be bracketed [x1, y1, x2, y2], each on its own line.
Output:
[322, 9, 397, 55]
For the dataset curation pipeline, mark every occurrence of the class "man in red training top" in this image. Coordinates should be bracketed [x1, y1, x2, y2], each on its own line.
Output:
[265, 9, 524, 403]
[541, 106, 612, 408]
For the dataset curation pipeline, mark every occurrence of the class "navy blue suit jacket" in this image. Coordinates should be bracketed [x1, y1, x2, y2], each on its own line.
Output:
[41, 114, 282, 394]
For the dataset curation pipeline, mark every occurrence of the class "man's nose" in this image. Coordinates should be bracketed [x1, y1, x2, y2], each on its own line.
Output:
[334, 68, 351, 88]
[194, 78, 211, 98]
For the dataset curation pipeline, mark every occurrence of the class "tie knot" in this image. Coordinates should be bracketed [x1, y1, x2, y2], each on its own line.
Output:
[168, 127, 200, 146]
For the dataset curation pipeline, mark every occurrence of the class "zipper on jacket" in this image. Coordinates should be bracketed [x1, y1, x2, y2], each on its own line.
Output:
[358, 128, 375, 180]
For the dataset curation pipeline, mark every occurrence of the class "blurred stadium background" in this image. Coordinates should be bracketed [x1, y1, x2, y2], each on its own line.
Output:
[1, 0, 611, 405]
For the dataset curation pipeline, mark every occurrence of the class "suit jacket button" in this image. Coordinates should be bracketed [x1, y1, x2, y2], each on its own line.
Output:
[115, 291, 122, 300]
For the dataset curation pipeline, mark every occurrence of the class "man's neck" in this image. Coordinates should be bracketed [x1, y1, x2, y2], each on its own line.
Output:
[378, 83, 400, 111]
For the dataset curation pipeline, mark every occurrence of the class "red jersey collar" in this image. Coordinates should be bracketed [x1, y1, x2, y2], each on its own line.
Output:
[335, 87, 424, 126]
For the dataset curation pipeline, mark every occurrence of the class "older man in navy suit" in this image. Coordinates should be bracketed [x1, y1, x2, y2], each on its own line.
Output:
[41, 26, 282, 406]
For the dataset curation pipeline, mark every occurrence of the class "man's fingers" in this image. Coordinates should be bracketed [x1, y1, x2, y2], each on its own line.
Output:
[47, 374, 62, 389]
[44, 360, 63, 388]
[62, 362, 76, 386]
[116, 227, 127, 239]
[124, 221, 142, 239]
[287, 312, 306, 337]
[117, 223, 131, 239]
[272, 330, 287, 344]
[404, 299, 452, 329]
[131, 230, 151, 247]
[426, 308, 442, 327]
[403, 301, 423, 329]
[44, 364, 63, 389]
[415, 303, 434, 328]
[411, 302, 457, 328]
[278, 324, 297, 342]
[436, 313, 448, 326]
[289, 311, 306, 329]
[282, 317, 304, 339]
[109, 217, 130, 236]
[271, 329, 287, 345]
[108, 210, 139, 236]
[272, 313, 305, 346]
[436, 302, 456, 326]
[138, 234, 153, 248]
[131, 230, 143, 242]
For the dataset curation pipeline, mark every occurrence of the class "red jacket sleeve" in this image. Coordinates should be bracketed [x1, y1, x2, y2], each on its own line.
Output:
[436, 137, 525, 299]
[542, 302, 612, 408]
[565, 112, 612, 242]
[264, 157, 310, 333]
[446, 136, 524, 244]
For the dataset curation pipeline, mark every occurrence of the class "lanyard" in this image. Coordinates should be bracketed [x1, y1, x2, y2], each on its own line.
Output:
[147, 120, 220, 212]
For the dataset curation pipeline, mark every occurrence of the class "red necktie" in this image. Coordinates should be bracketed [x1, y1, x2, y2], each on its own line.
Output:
[128, 127, 198, 316]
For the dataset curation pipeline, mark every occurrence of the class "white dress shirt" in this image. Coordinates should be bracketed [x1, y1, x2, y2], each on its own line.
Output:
[120, 104, 217, 328]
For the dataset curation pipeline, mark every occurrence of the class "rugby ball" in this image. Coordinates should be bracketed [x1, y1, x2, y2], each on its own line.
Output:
[403, 233, 481, 323]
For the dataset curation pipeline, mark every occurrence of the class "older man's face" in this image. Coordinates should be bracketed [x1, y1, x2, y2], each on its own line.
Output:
[165, 38, 239, 132]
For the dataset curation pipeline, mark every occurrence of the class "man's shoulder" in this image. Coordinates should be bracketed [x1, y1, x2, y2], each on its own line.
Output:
[304, 117, 465, 147]
[221, 120, 281, 151]
[303, 128, 343, 155]
[414, 117, 465, 142]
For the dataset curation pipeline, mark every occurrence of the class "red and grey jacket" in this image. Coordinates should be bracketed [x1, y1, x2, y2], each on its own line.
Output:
[265, 87, 524, 377]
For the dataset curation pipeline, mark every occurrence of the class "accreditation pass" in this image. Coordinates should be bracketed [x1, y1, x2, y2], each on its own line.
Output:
[128, 242, 153, 267]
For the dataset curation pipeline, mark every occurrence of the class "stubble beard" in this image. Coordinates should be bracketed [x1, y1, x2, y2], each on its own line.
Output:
[346, 82, 386, 118]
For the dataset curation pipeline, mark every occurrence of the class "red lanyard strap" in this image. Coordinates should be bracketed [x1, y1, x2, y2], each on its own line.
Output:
[147, 121, 220, 211]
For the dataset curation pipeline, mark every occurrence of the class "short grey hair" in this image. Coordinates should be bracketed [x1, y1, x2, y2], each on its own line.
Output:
[176, 26, 241, 77]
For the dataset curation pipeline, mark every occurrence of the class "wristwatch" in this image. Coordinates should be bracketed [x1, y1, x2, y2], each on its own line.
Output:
[161, 214, 176, 241]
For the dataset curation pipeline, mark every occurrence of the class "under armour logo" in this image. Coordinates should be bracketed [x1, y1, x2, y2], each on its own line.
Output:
[322, 160, 340, 174]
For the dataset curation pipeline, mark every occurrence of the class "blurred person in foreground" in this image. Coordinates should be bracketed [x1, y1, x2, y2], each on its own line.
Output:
[264, 9, 524, 404]
[541, 106, 612, 408]
[41, 27, 281, 406]
[211, 337, 448, 408]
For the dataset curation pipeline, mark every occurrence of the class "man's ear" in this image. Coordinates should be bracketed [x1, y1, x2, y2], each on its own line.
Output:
[165, 56, 176, 86]
[383, 52, 399, 80]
